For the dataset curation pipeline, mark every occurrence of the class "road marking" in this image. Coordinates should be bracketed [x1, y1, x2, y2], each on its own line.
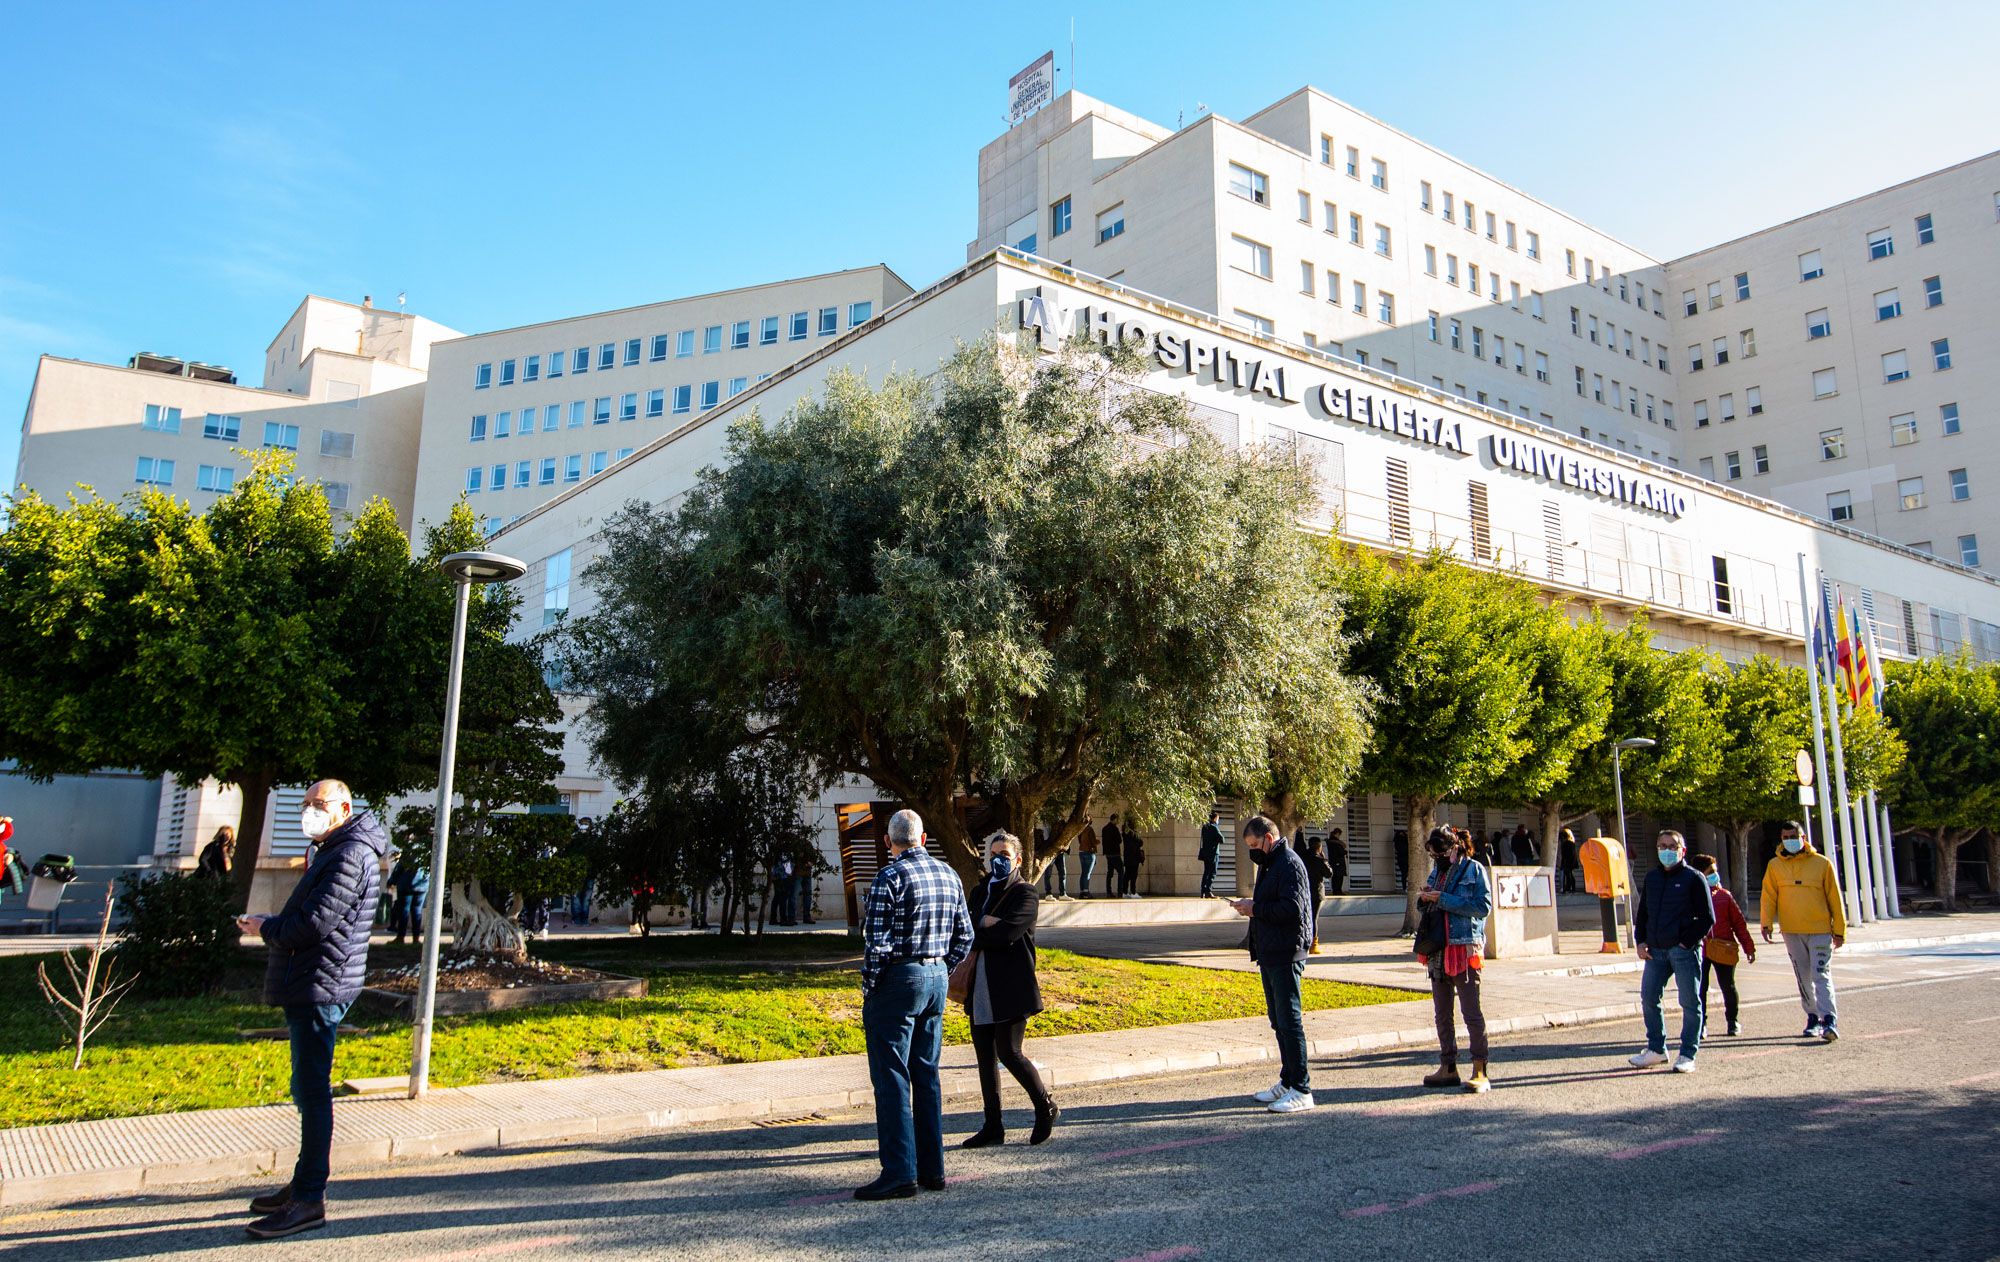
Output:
[1098, 1133, 1236, 1161]
[1604, 1134, 1720, 1161]
[1965, 1015, 2000, 1025]
[1113, 1249, 1200, 1262]
[414, 1235, 581, 1261]
[1948, 1070, 2000, 1088]
[1860, 1027, 1924, 1040]
[1344, 1181, 1502, 1218]
[1808, 1096, 1895, 1115]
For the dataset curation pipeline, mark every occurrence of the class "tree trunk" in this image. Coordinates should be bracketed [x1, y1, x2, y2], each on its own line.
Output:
[453, 878, 527, 961]
[1726, 821, 1754, 908]
[227, 769, 276, 914]
[1985, 830, 1999, 899]
[1401, 794, 1439, 934]
[1932, 827, 1968, 908]
[1537, 800, 1565, 864]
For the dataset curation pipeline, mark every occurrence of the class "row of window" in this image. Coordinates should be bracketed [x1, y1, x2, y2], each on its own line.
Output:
[1690, 387, 1765, 427]
[465, 449, 635, 493]
[133, 458, 350, 507]
[1818, 404, 1965, 461]
[1686, 213, 1940, 321]
[138, 404, 354, 456]
[1566, 306, 1675, 375]
[471, 304, 873, 390]
[468, 376, 763, 442]
[1023, 196, 1122, 254]
[1568, 365, 1674, 426]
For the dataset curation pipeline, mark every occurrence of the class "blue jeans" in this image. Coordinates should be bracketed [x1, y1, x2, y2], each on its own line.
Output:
[1641, 945, 1705, 1059]
[569, 880, 593, 923]
[283, 1001, 350, 1201]
[1259, 959, 1310, 1091]
[1078, 853, 1097, 895]
[861, 961, 948, 1184]
[1200, 854, 1219, 897]
[1041, 852, 1067, 896]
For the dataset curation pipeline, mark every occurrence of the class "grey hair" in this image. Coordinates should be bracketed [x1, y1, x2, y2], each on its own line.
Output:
[887, 809, 924, 847]
[984, 830, 1023, 863]
[1657, 829, 1686, 850]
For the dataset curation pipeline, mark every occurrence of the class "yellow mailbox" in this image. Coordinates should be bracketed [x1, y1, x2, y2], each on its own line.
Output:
[1579, 835, 1630, 897]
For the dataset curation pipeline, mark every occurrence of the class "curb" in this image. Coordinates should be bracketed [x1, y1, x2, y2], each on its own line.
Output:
[1524, 928, 2000, 978]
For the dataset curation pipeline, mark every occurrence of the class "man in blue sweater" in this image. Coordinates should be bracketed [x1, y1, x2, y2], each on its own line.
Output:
[1628, 830, 1715, 1073]
[1232, 815, 1315, 1113]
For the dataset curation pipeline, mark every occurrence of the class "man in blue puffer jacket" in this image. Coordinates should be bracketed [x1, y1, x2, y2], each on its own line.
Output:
[235, 779, 386, 1239]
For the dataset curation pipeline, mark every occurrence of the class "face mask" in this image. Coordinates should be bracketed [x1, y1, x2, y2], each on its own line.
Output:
[1704, 873, 1720, 888]
[300, 806, 334, 839]
[1248, 847, 1271, 866]
[1657, 849, 1681, 867]
[989, 856, 1014, 880]
[1782, 837, 1804, 854]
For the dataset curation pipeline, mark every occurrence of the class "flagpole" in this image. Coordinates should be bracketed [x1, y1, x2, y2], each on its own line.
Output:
[1818, 571, 1867, 926]
[1862, 616, 1898, 918]
[1839, 598, 1880, 922]
[1797, 556, 1839, 891]
[1879, 799, 1900, 917]
[1848, 604, 1890, 920]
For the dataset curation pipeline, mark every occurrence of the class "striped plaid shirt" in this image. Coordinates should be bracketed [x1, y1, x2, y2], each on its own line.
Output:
[861, 843, 973, 995]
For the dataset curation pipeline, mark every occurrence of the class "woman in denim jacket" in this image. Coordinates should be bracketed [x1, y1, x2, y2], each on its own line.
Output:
[1417, 827, 1494, 1093]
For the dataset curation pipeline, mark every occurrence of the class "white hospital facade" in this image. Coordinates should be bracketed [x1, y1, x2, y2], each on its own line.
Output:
[9, 84, 2000, 903]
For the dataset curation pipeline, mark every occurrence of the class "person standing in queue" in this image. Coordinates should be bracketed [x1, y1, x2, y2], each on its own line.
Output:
[1691, 853, 1755, 1036]
[1297, 830, 1331, 955]
[1417, 827, 1493, 1093]
[1325, 827, 1348, 897]
[1232, 816, 1314, 1113]
[198, 826, 235, 880]
[856, 809, 973, 1201]
[1198, 810, 1225, 898]
[1076, 817, 1099, 898]
[1122, 827, 1145, 899]
[959, 831, 1059, 1148]
[1101, 814, 1125, 898]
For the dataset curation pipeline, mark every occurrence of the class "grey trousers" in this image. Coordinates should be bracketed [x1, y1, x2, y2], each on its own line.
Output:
[1784, 932, 1838, 1025]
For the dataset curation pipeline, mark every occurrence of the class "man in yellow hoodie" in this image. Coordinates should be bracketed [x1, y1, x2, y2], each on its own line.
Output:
[1760, 820, 1847, 1042]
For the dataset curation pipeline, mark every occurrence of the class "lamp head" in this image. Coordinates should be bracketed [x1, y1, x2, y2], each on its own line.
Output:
[439, 550, 527, 584]
[1615, 737, 1657, 751]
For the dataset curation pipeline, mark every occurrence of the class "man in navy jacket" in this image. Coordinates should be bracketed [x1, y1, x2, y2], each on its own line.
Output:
[235, 779, 387, 1238]
[1629, 829, 1715, 1073]
[1232, 815, 1315, 1112]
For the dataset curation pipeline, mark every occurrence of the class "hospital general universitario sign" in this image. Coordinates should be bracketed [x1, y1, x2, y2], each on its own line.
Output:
[1018, 293, 1691, 521]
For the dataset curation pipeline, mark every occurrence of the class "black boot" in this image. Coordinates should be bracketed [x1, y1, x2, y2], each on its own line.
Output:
[1030, 1101, 1060, 1145]
[959, 1123, 1005, 1148]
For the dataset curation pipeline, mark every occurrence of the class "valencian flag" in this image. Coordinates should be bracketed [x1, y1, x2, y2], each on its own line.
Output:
[1834, 594, 1859, 706]
[1848, 602, 1877, 713]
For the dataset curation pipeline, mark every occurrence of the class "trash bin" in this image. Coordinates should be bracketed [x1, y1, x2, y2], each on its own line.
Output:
[27, 853, 77, 912]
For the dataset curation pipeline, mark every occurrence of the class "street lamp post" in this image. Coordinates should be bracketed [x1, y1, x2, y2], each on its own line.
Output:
[1611, 737, 1655, 950]
[409, 550, 527, 1099]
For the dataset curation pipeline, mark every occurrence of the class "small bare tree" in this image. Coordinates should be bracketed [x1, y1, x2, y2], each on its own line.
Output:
[37, 885, 141, 1069]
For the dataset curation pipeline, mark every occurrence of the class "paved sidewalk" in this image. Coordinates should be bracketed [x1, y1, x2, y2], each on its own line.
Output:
[2, 910, 1993, 1208]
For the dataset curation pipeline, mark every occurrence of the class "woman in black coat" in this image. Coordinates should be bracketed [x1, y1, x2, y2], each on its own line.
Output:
[960, 830, 1059, 1148]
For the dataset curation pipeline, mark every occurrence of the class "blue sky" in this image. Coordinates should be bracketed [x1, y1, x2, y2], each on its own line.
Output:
[5, 1, 1998, 490]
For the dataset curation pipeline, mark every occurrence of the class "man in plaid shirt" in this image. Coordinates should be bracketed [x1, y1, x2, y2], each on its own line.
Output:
[855, 808, 972, 1201]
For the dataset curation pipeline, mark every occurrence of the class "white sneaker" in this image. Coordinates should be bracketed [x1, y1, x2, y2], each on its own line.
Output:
[1628, 1049, 1669, 1069]
[1268, 1088, 1316, 1113]
[1251, 1081, 1287, 1103]
[1671, 1055, 1697, 1073]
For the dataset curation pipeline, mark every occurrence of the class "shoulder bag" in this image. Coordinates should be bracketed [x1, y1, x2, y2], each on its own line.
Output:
[1412, 862, 1456, 957]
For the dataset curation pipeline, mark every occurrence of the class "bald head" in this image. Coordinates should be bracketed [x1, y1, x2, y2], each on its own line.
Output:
[302, 779, 353, 841]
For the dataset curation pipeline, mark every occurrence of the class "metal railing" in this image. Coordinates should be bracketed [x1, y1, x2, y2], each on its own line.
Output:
[0, 863, 153, 935]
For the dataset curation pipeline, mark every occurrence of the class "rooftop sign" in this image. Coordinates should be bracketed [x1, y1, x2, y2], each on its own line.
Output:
[1009, 52, 1055, 126]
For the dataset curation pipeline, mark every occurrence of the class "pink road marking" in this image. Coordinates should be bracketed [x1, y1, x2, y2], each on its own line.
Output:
[1098, 1133, 1235, 1161]
[1948, 1070, 2000, 1088]
[419, 1236, 580, 1261]
[1605, 1134, 1719, 1161]
[1809, 1096, 1894, 1115]
[1720, 1048, 1798, 1061]
[787, 1172, 992, 1206]
[1965, 1015, 2000, 1026]
[1114, 1249, 1200, 1262]
[1860, 1027, 1924, 1040]
[1344, 1181, 1501, 1219]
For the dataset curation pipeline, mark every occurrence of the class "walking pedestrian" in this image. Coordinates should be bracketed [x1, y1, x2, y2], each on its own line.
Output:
[234, 779, 386, 1239]
[198, 826, 235, 879]
[959, 831, 1059, 1148]
[1298, 831, 1330, 954]
[1231, 815, 1314, 1113]
[1760, 820, 1847, 1042]
[386, 845, 427, 945]
[1101, 815, 1125, 897]
[1628, 830, 1714, 1073]
[1393, 829, 1410, 892]
[1558, 827, 1579, 894]
[1325, 828, 1348, 896]
[1416, 826, 1493, 1092]
[1690, 853, 1755, 1036]
[1122, 828, 1145, 898]
[856, 809, 973, 1200]
[1077, 817, 1099, 898]
[1198, 810, 1225, 898]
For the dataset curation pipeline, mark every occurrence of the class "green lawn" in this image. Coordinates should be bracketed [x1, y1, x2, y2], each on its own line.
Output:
[0, 941, 1417, 1129]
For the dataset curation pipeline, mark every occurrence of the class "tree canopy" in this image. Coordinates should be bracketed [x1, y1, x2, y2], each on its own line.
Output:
[1881, 655, 2000, 906]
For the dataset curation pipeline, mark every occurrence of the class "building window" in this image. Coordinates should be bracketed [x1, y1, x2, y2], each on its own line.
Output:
[589, 451, 608, 476]
[1875, 288, 1902, 321]
[649, 336, 667, 362]
[1319, 134, 1333, 165]
[1694, 400, 1710, 428]
[464, 466, 482, 494]
[1916, 212, 1935, 245]
[1890, 413, 1919, 446]
[672, 385, 692, 415]
[673, 330, 692, 357]
[1821, 428, 1845, 460]
[1427, 311, 1440, 342]
[1798, 250, 1824, 282]
[490, 463, 508, 491]
[1443, 191, 1456, 223]
[1867, 228, 1894, 260]
[542, 404, 560, 432]
[1526, 230, 1540, 260]
[1377, 291, 1395, 324]
[563, 455, 582, 484]
[1950, 468, 1970, 501]
[1899, 476, 1926, 510]
[1227, 162, 1269, 205]
[646, 388, 664, 417]
[141, 403, 182, 433]
[1707, 281, 1723, 310]
[474, 363, 492, 389]
[1688, 344, 1703, 372]
[619, 339, 638, 367]
[1806, 308, 1832, 339]
[1234, 310, 1274, 336]
[1326, 269, 1339, 301]
[1713, 336, 1729, 366]
[1448, 255, 1460, 286]
[1733, 272, 1751, 301]
[569, 401, 586, 428]
[1740, 329, 1757, 359]
[1827, 490, 1853, 522]
[319, 430, 354, 459]
[724, 321, 745, 350]
[703, 325, 723, 354]
[597, 343, 615, 370]
[1449, 318, 1463, 351]
[1724, 451, 1741, 480]
[1719, 394, 1736, 422]
[1229, 234, 1273, 278]
[547, 349, 564, 378]
[1094, 204, 1129, 243]
[729, 376, 748, 397]
[1942, 402, 1961, 435]
[1472, 327, 1485, 359]
[541, 548, 572, 627]
[196, 463, 234, 493]
[849, 301, 873, 327]
[1323, 201, 1338, 233]
[573, 347, 591, 374]
[1534, 351, 1549, 382]
[263, 421, 299, 449]
[133, 456, 175, 486]
[1370, 157, 1387, 190]
[1373, 223, 1391, 257]
[1883, 350, 1911, 382]
[1961, 535, 1982, 567]
[1301, 261, 1317, 295]
[1700, 456, 1716, 479]
[701, 381, 720, 409]
[539, 458, 556, 486]
[1932, 338, 1953, 371]
[788, 313, 808, 342]
[1530, 291, 1544, 320]
[515, 460, 530, 487]
[818, 307, 838, 336]
[1349, 212, 1363, 245]
[619, 392, 637, 421]
[1752, 445, 1770, 475]
[202, 412, 240, 441]
[1345, 145, 1360, 178]
[1813, 368, 1838, 399]
[754, 316, 776, 346]
[1419, 180, 1432, 211]
[1050, 196, 1072, 236]
[494, 411, 511, 439]
[1351, 280, 1366, 315]
[524, 355, 542, 382]
[1747, 386, 1763, 415]
[592, 396, 611, 424]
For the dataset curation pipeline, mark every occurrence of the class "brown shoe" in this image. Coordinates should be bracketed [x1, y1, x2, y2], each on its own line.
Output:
[1464, 1061, 1491, 1093]
[1422, 1065, 1462, 1088]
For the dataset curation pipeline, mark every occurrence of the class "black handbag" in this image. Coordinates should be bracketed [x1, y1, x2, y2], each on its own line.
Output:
[1412, 860, 1458, 956]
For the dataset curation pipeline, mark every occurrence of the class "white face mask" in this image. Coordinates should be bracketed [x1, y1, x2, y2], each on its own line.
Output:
[300, 806, 336, 839]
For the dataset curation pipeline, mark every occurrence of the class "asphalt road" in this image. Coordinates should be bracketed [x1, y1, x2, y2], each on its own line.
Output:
[7, 943, 1998, 1262]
